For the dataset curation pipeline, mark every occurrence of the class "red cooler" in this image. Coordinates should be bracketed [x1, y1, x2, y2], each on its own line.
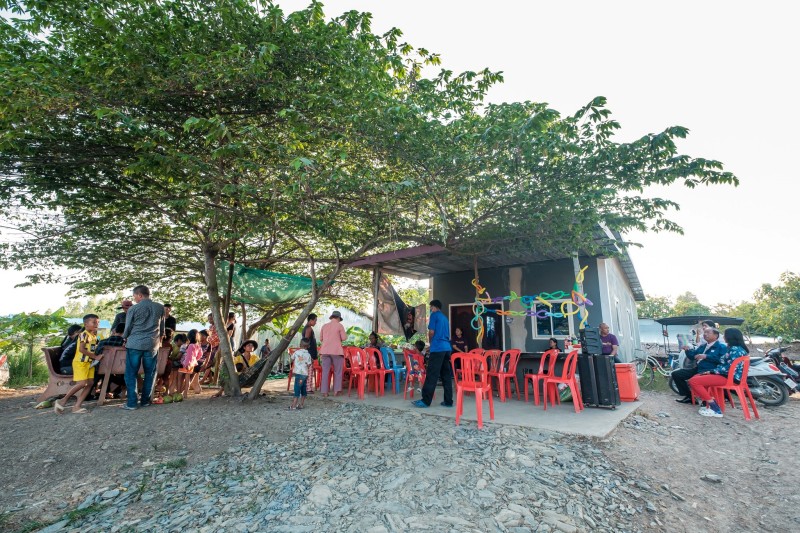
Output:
[615, 363, 640, 401]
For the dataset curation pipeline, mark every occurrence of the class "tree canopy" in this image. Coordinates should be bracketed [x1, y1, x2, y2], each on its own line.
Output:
[1, 1, 741, 396]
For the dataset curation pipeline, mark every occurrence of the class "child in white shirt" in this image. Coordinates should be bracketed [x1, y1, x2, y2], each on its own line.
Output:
[290, 338, 312, 410]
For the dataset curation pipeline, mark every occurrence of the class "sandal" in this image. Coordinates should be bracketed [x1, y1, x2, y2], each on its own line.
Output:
[53, 401, 65, 415]
[72, 408, 89, 414]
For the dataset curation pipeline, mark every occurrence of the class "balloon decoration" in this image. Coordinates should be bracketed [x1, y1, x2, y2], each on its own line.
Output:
[471, 266, 592, 346]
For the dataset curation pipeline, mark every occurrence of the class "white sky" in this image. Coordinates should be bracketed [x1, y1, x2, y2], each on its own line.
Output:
[1, 1, 798, 314]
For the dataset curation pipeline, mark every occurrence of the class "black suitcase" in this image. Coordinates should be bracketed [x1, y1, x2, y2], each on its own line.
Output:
[592, 353, 620, 408]
[578, 353, 620, 409]
[577, 353, 599, 406]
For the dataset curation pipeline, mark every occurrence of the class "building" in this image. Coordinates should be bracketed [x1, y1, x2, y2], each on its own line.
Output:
[352, 241, 645, 361]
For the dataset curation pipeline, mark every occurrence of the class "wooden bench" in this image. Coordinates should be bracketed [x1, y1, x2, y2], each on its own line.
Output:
[40, 345, 171, 403]
[96, 346, 170, 406]
[39, 346, 73, 401]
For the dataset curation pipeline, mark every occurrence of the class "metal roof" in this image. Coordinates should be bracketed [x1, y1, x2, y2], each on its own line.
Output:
[350, 236, 646, 302]
[655, 315, 744, 326]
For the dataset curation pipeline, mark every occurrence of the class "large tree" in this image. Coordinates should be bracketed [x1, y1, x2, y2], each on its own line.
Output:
[1, 1, 740, 399]
[637, 295, 674, 319]
[672, 292, 711, 317]
[751, 272, 800, 340]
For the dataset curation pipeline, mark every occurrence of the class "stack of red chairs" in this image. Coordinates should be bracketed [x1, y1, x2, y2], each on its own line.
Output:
[451, 352, 494, 429]
[542, 349, 583, 413]
[345, 346, 375, 400]
[364, 347, 392, 396]
[488, 349, 522, 402]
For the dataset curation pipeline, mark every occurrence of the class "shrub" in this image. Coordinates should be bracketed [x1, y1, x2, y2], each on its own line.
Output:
[6, 350, 50, 388]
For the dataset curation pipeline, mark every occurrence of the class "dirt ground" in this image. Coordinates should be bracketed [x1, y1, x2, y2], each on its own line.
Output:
[0, 380, 798, 532]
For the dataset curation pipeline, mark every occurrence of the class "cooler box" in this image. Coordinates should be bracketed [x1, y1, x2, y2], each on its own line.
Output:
[615, 363, 640, 402]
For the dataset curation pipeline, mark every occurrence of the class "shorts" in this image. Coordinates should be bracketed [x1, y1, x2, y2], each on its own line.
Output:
[72, 360, 95, 381]
[293, 375, 308, 398]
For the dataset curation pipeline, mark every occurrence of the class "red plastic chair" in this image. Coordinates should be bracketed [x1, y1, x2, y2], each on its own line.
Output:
[311, 359, 323, 391]
[524, 348, 559, 405]
[711, 356, 760, 420]
[454, 348, 484, 380]
[542, 350, 583, 413]
[488, 349, 522, 402]
[403, 349, 426, 400]
[364, 347, 392, 396]
[451, 352, 494, 429]
[346, 347, 377, 399]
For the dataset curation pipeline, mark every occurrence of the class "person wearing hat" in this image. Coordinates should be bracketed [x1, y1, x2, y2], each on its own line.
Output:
[319, 310, 347, 397]
[110, 299, 133, 332]
[233, 339, 259, 373]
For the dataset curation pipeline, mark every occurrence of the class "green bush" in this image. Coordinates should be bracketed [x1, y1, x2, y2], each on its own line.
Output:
[6, 350, 50, 388]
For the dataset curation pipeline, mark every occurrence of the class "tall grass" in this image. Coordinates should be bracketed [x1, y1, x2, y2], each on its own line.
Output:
[5, 349, 50, 388]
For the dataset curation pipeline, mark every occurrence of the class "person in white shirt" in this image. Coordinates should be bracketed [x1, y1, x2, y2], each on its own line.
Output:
[289, 338, 312, 410]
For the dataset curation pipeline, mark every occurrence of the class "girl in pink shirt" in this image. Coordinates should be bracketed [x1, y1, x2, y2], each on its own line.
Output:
[177, 329, 202, 397]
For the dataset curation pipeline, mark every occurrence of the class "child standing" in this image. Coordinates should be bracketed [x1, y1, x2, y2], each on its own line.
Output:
[168, 333, 188, 395]
[54, 314, 102, 414]
[178, 329, 202, 397]
[289, 338, 312, 410]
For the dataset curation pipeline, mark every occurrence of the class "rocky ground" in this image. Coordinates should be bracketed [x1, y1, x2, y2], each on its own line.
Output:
[0, 381, 798, 532]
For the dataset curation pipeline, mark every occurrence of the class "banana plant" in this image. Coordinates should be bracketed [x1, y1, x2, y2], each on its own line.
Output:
[0, 308, 68, 378]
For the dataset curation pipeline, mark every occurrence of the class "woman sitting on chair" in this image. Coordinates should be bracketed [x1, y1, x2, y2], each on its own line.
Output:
[687, 327, 748, 419]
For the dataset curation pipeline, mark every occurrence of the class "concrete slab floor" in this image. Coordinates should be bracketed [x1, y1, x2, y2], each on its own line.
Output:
[329, 386, 641, 438]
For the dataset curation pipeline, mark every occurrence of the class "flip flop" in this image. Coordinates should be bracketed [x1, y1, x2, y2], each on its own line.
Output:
[53, 401, 65, 415]
[72, 408, 89, 414]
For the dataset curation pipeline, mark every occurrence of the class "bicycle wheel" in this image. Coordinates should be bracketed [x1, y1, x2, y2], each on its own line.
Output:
[633, 357, 647, 376]
[637, 360, 655, 388]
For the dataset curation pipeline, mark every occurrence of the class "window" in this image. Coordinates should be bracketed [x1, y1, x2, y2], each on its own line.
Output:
[532, 300, 575, 339]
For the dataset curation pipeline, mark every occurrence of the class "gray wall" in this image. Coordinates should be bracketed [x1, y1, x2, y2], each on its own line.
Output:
[432, 257, 604, 353]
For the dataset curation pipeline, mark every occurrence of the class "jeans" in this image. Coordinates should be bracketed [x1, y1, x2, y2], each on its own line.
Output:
[671, 367, 698, 398]
[294, 375, 308, 397]
[125, 348, 158, 408]
[422, 350, 453, 406]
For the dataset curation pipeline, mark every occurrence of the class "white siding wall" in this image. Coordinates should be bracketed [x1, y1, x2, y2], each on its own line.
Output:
[595, 258, 641, 361]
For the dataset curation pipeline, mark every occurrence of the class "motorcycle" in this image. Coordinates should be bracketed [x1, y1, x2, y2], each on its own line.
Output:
[747, 353, 793, 406]
[757, 342, 799, 396]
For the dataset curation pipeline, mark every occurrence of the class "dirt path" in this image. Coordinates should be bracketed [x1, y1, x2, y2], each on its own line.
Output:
[0, 383, 798, 532]
[601, 390, 800, 532]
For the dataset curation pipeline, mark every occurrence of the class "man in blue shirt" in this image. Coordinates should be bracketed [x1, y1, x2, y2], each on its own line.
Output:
[412, 300, 454, 408]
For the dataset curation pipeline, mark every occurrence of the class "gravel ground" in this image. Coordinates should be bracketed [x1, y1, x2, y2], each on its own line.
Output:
[0, 382, 798, 532]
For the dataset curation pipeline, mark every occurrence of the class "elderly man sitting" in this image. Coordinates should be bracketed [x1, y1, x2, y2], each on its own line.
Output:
[673, 328, 727, 404]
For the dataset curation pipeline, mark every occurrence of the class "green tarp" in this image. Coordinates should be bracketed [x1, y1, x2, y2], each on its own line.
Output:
[216, 260, 323, 306]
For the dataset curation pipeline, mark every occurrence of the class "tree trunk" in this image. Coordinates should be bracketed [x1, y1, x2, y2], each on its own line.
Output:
[246, 263, 342, 400]
[246, 293, 322, 400]
[240, 302, 247, 343]
[203, 244, 242, 397]
[27, 342, 34, 379]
